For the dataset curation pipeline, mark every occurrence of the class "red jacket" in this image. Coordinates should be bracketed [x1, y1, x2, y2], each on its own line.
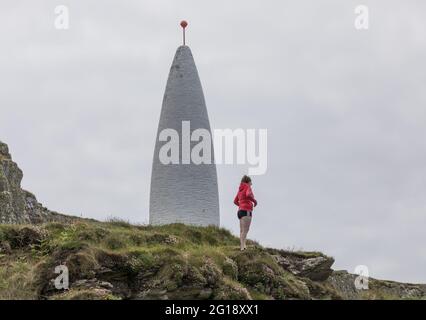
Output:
[234, 182, 257, 211]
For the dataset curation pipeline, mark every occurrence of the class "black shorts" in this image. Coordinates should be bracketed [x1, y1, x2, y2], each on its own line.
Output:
[237, 210, 252, 219]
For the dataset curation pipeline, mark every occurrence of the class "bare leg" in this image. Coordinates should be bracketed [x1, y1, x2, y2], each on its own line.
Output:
[240, 216, 252, 250]
[239, 218, 244, 250]
[243, 216, 252, 249]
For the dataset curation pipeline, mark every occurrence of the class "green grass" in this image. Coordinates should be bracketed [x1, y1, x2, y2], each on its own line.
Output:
[0, 253, 39, 299]
[1, 220, 421, 300]
[0, 221, 251, 300]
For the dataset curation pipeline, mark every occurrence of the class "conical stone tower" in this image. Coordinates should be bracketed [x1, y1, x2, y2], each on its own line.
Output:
[149, 44, 220, 226]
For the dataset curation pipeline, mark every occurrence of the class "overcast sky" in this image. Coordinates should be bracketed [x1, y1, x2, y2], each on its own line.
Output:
[1, 0, 425, 283]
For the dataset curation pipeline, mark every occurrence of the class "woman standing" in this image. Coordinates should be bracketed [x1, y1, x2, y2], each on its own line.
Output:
[234, 175, 257, 251]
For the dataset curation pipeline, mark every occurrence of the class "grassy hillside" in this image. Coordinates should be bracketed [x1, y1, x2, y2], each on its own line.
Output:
[0, 220, 424, 300]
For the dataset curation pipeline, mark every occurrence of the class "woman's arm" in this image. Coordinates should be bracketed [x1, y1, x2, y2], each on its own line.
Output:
[234, 195, 239, 206]
[246, 186, 258, 207]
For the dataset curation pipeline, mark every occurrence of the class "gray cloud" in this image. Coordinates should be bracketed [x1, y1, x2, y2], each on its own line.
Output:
[1, 0, 425, 283]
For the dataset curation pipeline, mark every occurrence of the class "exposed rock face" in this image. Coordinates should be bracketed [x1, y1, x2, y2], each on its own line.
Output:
[0, 140, 74, 224]
[327, 270, 426, 300]
[268, 249, 335, 281]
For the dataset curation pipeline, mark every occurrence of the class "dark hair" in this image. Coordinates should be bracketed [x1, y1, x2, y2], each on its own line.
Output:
[241, 175, 252, 184]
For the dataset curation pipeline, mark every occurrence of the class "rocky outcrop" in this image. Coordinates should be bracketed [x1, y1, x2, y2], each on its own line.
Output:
[327, 270, 426, 300]
[0, 140, 75, 224]
[267, 248, 334, 281]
